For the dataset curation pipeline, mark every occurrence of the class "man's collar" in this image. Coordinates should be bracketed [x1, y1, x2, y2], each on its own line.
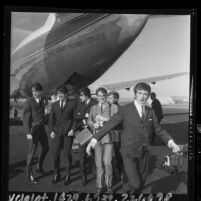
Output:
[134, 99, 140, 107]
[34, 97, 41, 102]
[60, 98, 67, 102]
[134, 99, 147, 107]
[86, 98, 91, 105]
[99, 102, 107, 107]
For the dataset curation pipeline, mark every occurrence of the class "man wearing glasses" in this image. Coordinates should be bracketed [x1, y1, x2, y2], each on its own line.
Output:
[87, 87, 118, 194]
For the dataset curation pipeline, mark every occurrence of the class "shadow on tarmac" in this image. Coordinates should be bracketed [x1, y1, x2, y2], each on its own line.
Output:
[143, 171, 187, 193]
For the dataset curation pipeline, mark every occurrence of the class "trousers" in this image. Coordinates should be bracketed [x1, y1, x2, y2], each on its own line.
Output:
[51, 136, 73, 176]
[27, 125, 49, 171]
[122, 148, 150, 192]
[94, 143, 113, 188]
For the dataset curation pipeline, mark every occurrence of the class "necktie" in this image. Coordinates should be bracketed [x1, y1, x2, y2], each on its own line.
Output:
[60, 101, 63, 109]
[100, 104, 103, 113]
[141, 105, 145, 120]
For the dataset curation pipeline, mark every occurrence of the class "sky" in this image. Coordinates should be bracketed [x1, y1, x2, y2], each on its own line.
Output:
[91, 15, 190, 99]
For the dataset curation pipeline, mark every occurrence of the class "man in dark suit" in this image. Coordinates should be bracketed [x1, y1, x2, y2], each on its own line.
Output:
[23, 83, 49, 184]
[74, 87, 97, 185]
[150, 92, 164, 143]
[48, 85, 76, 185]
[87, 82, 180, 193]
[150, 92, 163, 123]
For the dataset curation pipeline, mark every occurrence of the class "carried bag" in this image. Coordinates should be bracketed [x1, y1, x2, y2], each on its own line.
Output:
[74, 127, 93, 146]
[160, 152, 183, 175]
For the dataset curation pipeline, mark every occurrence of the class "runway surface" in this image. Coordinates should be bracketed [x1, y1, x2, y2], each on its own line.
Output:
[8, 111, 188, 194]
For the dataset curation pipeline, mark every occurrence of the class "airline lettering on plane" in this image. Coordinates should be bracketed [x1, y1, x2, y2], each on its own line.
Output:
[67, 32, 105, 49]
[84, 32, 105, 46]
[45, 32, 105, 57]
[45, 45, 65, 58]
[14, 32, 106, 81]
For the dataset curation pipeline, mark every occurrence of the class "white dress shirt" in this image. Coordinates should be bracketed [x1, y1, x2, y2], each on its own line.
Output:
[60, 100, 66, 108]
[99, 102, 105, 109]
[35, 97, 41, 103]
[134, 99, 144, 118]
[86, 98, 91, 105]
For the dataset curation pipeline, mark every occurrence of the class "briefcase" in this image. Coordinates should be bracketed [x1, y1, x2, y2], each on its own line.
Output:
[74, 127, 93, 146]
[160, 152, 183, 175]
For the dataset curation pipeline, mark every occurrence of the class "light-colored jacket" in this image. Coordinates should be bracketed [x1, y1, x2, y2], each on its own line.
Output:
[88, 102, 118, 144]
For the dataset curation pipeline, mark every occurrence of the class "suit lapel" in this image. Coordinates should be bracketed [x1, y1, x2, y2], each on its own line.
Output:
[95, 104, 100, 117]
[130, 103, 142, 125]
[61, 101, 67, 111]
[86, 99, 91, 110]
[32, 96, 39, 105]
[56, 101, 62, 114]
[142, 106, 150, 126]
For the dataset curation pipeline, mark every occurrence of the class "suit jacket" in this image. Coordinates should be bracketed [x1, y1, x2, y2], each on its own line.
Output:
[48, 100, 76, 137]
[74, 98, 98, 131]
[151, 99, 163, 122]
[110, 103, 121, 142]
[23, 96, 46, 134]
[93, 102, 172, 157]
[88, 102, 118, 144]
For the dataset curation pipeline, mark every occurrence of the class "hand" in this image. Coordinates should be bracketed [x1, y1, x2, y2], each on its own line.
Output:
[95, 115, 101, 122]
[96, 115, 108, 122]
[100, 116, 109, 121]
[26, 134, 32, 140]
[168, 139, 180, 153]
[93, 123, 100, 129]
[50, 131, 55, 138]
[68, 130, 74, 136]
[86, 138, 97, 155]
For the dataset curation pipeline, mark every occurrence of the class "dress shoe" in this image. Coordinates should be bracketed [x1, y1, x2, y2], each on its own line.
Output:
[122, 183, 137, 194]
[82, 176, 87, 185]
[64, 176, 71, 185]
[107, 187, 113, 194]
[97, 188, 104, 194]
[52, 174, 60, 184]
[121, 174, 128, 183]
[36, 168, 45, 174]
[27, 173, 38, 184]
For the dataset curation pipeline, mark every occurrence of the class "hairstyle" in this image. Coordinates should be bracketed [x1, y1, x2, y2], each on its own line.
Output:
[31, 83, 43, 91]
[65, 83, 74, 90]
[133, 82, 151, 94]
[96, 87, 107, 96]
[107, 91, 119, 100]
[151, 92, 156, 97]
[57, 85, 67, 94]
[79, 87, 91, 98]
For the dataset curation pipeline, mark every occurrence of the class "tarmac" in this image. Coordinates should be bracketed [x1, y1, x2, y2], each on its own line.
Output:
[8, 113, 188, 194]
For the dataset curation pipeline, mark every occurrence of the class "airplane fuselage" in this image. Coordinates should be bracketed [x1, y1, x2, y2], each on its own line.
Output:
[11, 13, 149, 97]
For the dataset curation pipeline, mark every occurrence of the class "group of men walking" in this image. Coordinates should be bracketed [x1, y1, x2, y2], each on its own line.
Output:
[23, 82, 179, 194]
